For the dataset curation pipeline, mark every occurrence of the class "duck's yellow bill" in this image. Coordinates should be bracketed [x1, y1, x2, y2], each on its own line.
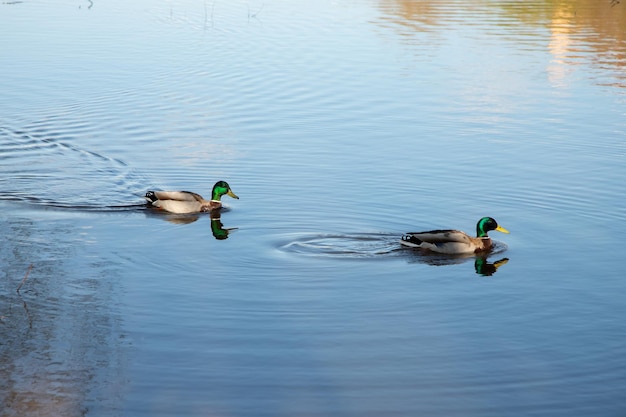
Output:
[227, 190, 239, 199]
[496, 225, 510, 234]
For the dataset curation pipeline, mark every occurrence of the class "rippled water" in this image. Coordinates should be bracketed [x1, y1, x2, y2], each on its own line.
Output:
[1, 0, 626, 416]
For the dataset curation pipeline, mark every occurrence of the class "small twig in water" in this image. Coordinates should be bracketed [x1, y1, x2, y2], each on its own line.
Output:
[16, 264, 33, 294]
[252, 3, 264, 18]
[205, 0, 215, 29]
[247, 2, 264, 20]
[23, 299, 33, 328]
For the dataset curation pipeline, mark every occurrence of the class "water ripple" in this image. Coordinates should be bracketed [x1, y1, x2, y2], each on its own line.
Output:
[277, 232, 508, 263]
[278, 232, 402, 259]
[0, 125, 147, 210]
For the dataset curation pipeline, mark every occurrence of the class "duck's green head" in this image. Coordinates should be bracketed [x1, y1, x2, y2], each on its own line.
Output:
[476, 217, 510, 237]
[211, 181, 239, 201]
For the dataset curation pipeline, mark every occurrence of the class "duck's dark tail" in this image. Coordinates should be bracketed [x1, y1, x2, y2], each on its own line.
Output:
[400, 234, 423, 247]
[145, 191, 158, 203]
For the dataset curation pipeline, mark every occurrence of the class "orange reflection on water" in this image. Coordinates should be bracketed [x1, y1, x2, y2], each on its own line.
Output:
[548, 1, 626, 87]
[548, 11, 576, 87]
[378, 0, 626, 88]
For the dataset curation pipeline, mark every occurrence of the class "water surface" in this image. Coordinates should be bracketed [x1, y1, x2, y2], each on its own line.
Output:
[1, 0, 625, 416]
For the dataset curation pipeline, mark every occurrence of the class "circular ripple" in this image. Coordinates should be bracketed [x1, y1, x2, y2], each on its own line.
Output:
[278, 232, 403, 259]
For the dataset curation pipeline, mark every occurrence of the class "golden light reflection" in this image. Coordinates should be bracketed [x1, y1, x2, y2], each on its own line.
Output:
[547, 1, 626, 88]
[377, 0, 449, 32]
[377, 0, 626, 88]
[548, 11, 576, 87]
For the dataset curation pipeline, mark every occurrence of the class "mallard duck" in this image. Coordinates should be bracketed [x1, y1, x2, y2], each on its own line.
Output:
[400, 217, 509, 254]
[145, 180, 239, 214]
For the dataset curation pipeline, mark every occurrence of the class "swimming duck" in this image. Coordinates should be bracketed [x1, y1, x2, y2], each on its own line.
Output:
[400, 217, 509, 254]
[145, 180, 239, 214]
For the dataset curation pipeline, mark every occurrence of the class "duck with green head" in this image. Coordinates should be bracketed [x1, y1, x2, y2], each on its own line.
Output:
[145, 180, 239, 214]
[400, 217, 510, 254]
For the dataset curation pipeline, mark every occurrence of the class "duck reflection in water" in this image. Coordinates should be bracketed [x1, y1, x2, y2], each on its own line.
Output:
[143, 208, 237, 240]
[209, 211, 237, 240]
[474, 256, 509, 276]
[403, 250, 510, 276]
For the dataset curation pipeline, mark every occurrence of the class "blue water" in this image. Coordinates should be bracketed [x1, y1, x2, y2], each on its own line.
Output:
[1, 0, 626, 416]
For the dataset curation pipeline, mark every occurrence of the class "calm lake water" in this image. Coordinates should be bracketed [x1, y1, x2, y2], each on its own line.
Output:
[1, 0, 626, 416]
